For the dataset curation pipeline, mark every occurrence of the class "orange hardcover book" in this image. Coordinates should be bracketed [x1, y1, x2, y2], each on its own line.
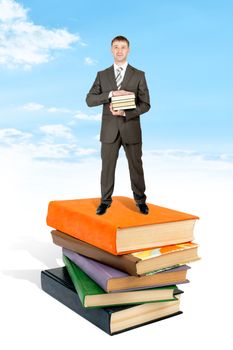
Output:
[46, 196, 199, 255]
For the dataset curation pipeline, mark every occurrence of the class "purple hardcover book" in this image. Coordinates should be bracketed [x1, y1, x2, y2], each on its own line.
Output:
[62, 248, 190, 293]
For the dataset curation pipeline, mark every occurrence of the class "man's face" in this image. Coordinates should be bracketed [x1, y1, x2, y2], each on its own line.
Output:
[111, 40, 130, 63]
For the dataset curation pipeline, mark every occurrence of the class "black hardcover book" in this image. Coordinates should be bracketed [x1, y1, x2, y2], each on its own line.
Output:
[41, 267, 183, 335]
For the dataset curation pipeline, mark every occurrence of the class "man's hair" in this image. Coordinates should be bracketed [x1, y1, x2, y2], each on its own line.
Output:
[111, 35, 130, 47]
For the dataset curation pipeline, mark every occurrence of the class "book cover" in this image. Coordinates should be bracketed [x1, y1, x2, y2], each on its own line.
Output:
[63, 247, 128, 292]
[41, 266, 183, 335]
[63, 247, 190, 292]
[51, 229, 140, 275]
[47, 196, 199, 255]
[51, 230, 197, 275]
[63, 255, 180, 308]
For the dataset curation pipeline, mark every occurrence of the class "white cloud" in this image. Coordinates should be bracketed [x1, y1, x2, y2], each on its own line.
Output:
[143, 149, 233, 169]
[0, 126, 98, 160]
[80, 41, 88, 47]
[0, 127, 32, 144]
[220, 153, 233, 162]
[144, 149, 201, 159]
[31, 143, 98, 159]
[22, 102, 45, 111]
[2, 125, 233, 169]
[0, 0, 80, 69]
[75, 148, 98, 156]
[74, 111, 101, 121]
[1, 141, 77, 159]
[19, 102, 73, 114]
[47, 107, 73, 114]
[0, 0, 27, 21]
[84, 57, 98, 65]
[39, 124, 75, 141]
[28, 142, 77, 159]
[66, 120, 76, 126]
[18, 103, 101, 121]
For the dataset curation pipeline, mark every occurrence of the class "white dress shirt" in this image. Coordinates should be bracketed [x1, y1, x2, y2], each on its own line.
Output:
[109, 62, 128, 116]
[114, 61, 128, 82]
[109, 62, 128, 98]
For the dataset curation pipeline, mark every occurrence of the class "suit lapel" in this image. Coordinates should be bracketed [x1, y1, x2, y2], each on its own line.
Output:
[107, 64, 135, 91]
[107, 65, 118, 90]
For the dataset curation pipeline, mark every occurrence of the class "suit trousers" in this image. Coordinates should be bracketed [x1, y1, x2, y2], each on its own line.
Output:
[100, 131, 147, 205]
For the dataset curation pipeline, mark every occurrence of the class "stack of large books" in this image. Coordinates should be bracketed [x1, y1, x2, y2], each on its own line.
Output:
[42, 196, 200, 335]
[111, 93, 136, 110]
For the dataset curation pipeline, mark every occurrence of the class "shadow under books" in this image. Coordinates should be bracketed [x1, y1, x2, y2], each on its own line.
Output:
[3, 236, 60, 289]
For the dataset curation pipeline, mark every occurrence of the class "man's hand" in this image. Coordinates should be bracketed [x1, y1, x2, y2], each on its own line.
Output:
[109, 103, 125, 117]
[112, 90, 134, 97]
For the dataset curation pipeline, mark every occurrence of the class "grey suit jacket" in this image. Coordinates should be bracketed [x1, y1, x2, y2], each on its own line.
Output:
[86, 64, 150, 144]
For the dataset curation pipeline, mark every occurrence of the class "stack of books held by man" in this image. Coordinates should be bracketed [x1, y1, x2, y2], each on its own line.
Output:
[111, 93, 136, 110]
[42, 196, 200, 335]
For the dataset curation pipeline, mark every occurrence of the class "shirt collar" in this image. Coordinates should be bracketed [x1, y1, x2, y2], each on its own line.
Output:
[114, 61, 128, 71]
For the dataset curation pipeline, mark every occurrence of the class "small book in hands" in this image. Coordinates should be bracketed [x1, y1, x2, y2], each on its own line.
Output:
[111, 93, 136, 110]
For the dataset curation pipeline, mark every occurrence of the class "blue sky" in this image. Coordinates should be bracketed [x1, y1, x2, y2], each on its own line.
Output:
[0, 0, 232, 162]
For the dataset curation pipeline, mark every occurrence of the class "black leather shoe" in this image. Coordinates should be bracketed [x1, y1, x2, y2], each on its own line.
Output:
[96, 203, 111, 215]
[136, 203, 149, 215]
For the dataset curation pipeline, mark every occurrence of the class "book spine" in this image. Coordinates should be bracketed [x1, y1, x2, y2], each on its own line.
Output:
[112, 98, 135, 105]
[41, 270, 112, 335]
[63, 248, 109, 292]
[112, 103, 136, 107]
[63, 255, 86, 306]
[111, 95, 135, 101]
[51, 230, 139, 276]
[113, 106, 136, 110]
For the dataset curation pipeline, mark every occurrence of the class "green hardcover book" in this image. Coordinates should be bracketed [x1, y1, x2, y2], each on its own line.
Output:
[63, 255, 180, 308]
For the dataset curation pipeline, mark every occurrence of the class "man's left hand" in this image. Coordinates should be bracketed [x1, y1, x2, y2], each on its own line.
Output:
[109, 103, 125, 117]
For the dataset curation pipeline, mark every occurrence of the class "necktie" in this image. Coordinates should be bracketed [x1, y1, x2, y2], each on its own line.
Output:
[115, 67, 123, 90]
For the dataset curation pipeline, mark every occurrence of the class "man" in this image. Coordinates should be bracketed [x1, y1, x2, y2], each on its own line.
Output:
[86, 35, 150, 215]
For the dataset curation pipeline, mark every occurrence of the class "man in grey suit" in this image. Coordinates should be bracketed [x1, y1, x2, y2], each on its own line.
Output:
[86, 35, 150, 215]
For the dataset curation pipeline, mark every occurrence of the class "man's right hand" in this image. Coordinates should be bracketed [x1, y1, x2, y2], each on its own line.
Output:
[112, 90, 134, 97]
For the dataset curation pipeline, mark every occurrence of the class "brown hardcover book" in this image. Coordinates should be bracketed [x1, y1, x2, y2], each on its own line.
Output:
[51, 230, 199, 276]
[51, 229, 139, 275]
